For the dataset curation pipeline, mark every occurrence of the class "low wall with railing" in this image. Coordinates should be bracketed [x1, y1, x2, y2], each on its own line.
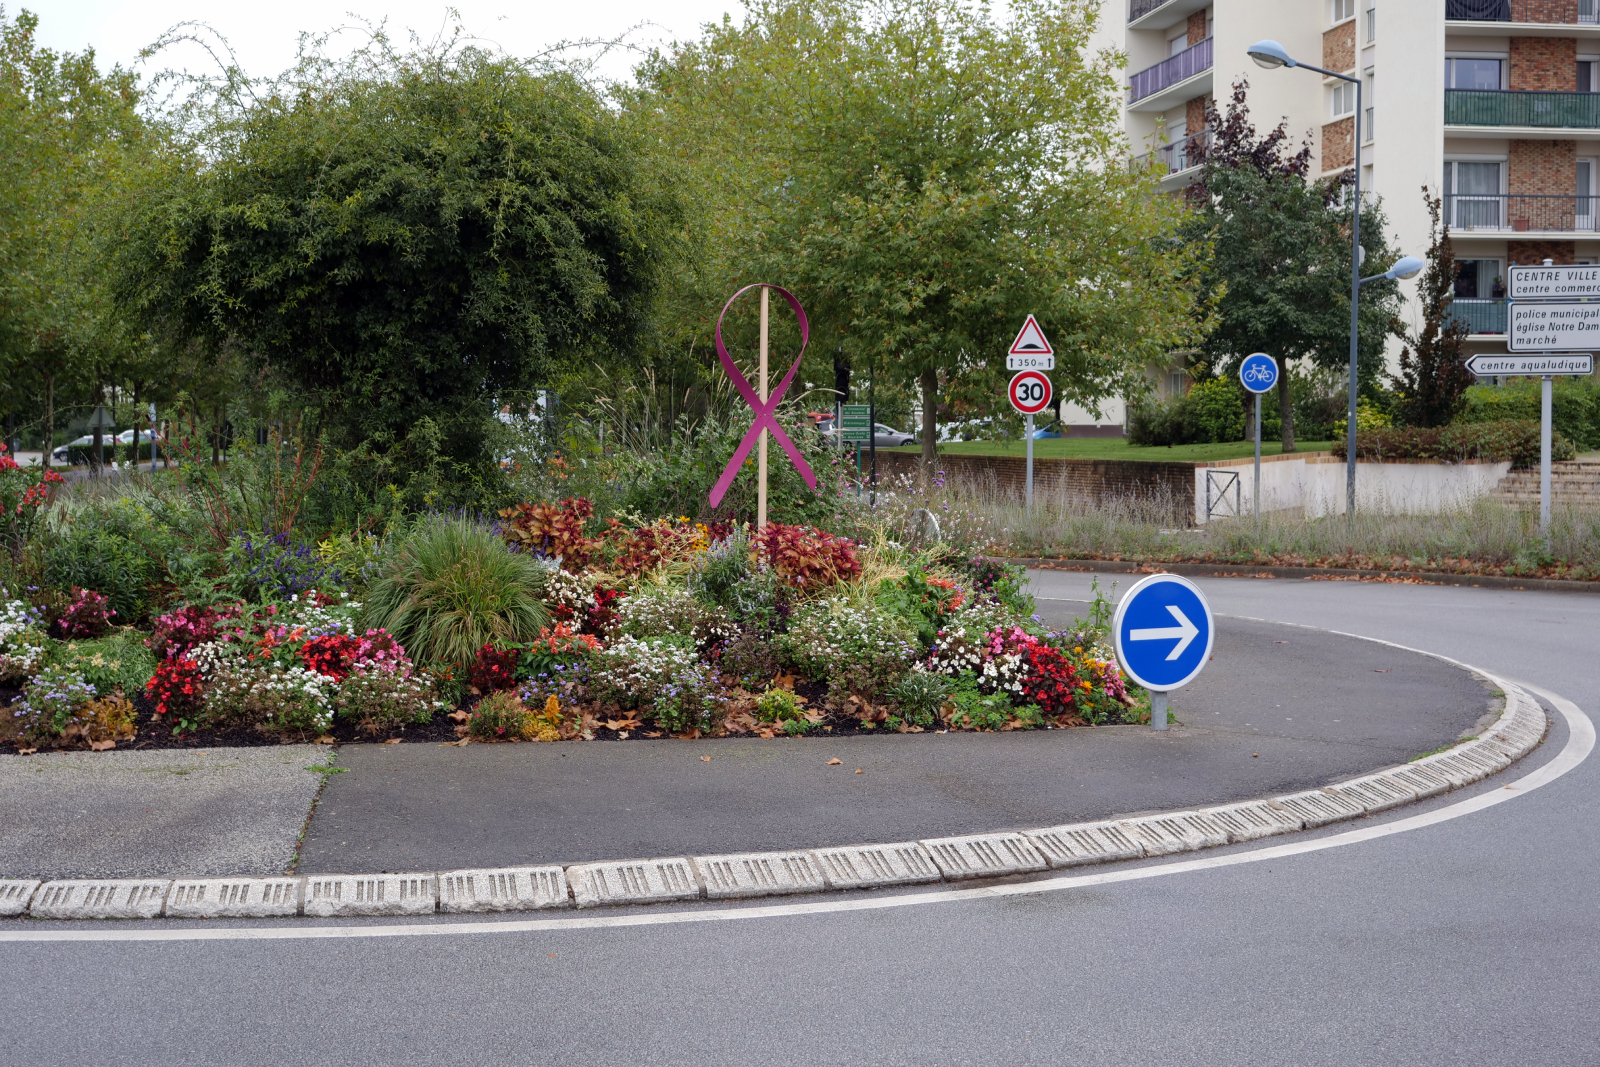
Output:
[1194, 453, 1512, 524]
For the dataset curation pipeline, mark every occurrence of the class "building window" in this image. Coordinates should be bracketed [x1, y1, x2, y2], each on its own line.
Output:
[1443, 160, 1504, 229]
[1333, 0, 1355, 22]
[1580, 59, 1599, 92]
[1446, 57, 1504, 90]
[1168, 31, 1188, 57]
[1365, 1, 1376, 42]
[1453, 259, 1503, 300]
[1363, 69, 1374, 140]
[1330, 81, 1356, 118]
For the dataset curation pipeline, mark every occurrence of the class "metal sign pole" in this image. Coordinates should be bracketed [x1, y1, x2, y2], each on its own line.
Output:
[1253, 393, 1262, 521]
[1025, 413, 1034, 509]
[1541, 374, 1552, 541]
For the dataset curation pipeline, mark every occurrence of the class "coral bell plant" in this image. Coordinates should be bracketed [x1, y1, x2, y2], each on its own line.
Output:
[469, 643, 520, 693]
[753, 524, 862, 592]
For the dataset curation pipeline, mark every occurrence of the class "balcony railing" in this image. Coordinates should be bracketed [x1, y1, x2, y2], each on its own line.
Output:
[1143, 129, 1211, 175]
[1446, 88, 1600, 128]
[1445, 193, 1600, 232]
[1447, 299, 1507, 336]
[1129, 37, 1212, 103]
[1446, 0, 1598, 21]
[1129, 0, 1167, 20]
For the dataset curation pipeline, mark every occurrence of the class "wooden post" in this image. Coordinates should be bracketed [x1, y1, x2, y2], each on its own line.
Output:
[758, 285, 769, 530]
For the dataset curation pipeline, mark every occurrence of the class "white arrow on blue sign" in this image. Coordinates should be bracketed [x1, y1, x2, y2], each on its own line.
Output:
[1112, 573, 1215, 694]
[1238, 353, 1279, 395]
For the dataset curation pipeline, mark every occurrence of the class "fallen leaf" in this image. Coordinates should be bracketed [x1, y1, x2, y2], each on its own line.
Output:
[454, 737, 471, 747]
[827, 758, 843, 765]
[854, 768, 863, 774]
[701, 755, 712, 762]
[382, 738, 403, 744]
[674, 728, 703, 740]
[89, 739, 116, 751]
[448, 710, 469, 723]
[605, 718, 643, 731]
[772, 672, 797, 691]
[315, 735, 336, 745]
[616, 731, 629, 740]
[18, 747, 37, 755]
[1251, 753, 1259, 758]
[644, 731, 663, 739]
[547, 953, 557, 958]
[1373, 668, 1392, 673]
[454, 724, 469, 736]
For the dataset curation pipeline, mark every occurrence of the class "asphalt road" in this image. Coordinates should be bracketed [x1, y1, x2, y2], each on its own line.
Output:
[2, 573, 1596, 1066]
[301, 615, 1486, 872]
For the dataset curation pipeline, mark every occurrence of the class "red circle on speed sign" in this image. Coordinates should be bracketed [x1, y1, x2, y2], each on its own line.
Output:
[1008, 370, 1053, 415]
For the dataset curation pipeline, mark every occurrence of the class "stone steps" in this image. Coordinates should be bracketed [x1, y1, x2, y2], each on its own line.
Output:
[1493, 461, 1600, 506]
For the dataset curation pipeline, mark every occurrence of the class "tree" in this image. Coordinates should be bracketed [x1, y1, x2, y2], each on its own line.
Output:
[1184, 80, 1403, 451]
[0, 9, 144, 466]
[1390, 190, 1472, 428]
[112, 37, 682, 501]
[629, 0, 1208, 467]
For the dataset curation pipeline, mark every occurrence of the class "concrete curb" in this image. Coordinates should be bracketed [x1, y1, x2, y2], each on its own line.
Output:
[0, 683, 1549, 921]
[1011, 558, 1600, 594]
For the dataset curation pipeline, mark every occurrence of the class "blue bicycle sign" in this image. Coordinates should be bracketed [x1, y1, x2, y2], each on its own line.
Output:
[1239, 353, 1279, 394]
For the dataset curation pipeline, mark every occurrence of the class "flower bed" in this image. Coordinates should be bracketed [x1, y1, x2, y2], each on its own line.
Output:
[0, 500, 1146, 753]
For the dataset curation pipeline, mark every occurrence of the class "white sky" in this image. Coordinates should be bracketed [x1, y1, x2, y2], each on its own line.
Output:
[32, 0, 743, 88]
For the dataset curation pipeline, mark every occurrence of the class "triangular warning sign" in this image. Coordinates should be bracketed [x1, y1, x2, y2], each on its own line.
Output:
[1009, 315, 1052, 356]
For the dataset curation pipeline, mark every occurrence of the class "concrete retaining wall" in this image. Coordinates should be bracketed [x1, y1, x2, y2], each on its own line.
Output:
[1194, 454, 1512, 524]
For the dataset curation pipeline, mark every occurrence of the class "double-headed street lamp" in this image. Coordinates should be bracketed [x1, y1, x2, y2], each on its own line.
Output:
[1247, 39, 1423, 518]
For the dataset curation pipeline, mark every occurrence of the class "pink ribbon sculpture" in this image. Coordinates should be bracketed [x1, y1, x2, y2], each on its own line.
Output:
[707, 283, 818, 508]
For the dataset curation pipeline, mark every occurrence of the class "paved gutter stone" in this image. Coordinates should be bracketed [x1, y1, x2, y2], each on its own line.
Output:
[1024, 822, 1145, 868]
[0, 879, 40, 917]
[568, 859, 700, 909]
[1387, 763, 1454, 799]
[809, 843, 941, 889]
[691, 852, 826, 900]
[1197, 801, 1302, 842]
[1416, 751, 1488, 789]
[1460, 740, 1512, 771]
[438, 867, 570, 912]
[164, 877, 301, 918]
[302, 873, 436, 917]
[30, 878, 170, 919]
[1325, 774, 1418, 814]
[919, 833, 1049, 880]
[1456, 742, 1510, 773]
[1273, 789, 1365, 828]
[1118, 813, 1229, 855]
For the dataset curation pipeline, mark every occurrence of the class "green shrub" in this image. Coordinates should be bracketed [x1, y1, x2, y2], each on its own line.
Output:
[50, 630, 157, 698]
[884, 670, 953, 728]
[1456, 378, 1599, 450]
[778, 598, 916, 697]
[1348, 419, 1575, 467]
[946, 673, 1042, 731]
[35, 500, 178, 623]
[467, 690, 529, 741]
[1128, 377, 1245, 446]
[363, 517, 549, 669]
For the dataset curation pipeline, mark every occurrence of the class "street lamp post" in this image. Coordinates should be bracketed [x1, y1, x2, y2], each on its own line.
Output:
[1247, 40, 1422, 518]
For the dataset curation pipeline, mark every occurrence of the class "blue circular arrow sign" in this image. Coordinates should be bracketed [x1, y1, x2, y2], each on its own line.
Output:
[1111, 573, 1215, 692]
[1238, 352, 1279, 395]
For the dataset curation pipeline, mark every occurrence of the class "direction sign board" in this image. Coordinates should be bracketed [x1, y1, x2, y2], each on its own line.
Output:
[1508, 300, 1600, 351]
[1238, 353, 1279, 395]
[1508, 264, 1600, 300]
[1465, 353, 1593, 377]
[1008, 370, 1053, 415]
[838, 403, 872, 442]
[1112, 573, 1214, 693]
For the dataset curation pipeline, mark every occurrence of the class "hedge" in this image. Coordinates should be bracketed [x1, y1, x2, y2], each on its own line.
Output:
[1456, 378, 1599, 451]
[1344, 419, 1575, 468]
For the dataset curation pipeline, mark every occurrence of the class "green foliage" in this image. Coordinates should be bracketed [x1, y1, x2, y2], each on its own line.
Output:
[1391, 192, 1472, 428]
[628, 0, 1208, 462]
[363, 518, 550, 669]
[884, 670, 953, 728]
[112, 40, 681, 502]
[754, 686, 816, 733]
[1128, 378, 1246, 446]
[49, 629, 157, 697]
[1348, 420, 1574, 467]
[945, 673, 1042, 731]
[35, 499, 179, 622]
[1184, 80, 1401, 449]
[467, 690, 529, 741]
[778, 598, 916, 697]
[1457, 378, 1600, 451]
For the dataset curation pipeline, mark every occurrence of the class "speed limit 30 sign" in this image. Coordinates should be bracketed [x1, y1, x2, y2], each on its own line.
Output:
[1008, 370, 1053, 415]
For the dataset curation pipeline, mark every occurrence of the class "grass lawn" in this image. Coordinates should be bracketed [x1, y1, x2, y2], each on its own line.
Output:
[882, 438, 1338, 464]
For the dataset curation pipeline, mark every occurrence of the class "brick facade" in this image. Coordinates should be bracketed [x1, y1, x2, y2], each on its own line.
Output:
[1322, 116, 1354, 171]
[1322, 20, 1355, 73]
[1186, 94, 1208, 135]
[1509, 37, 1576, 91]
[873, 452, 1196, 520]
[1508, 239, 1576, 265]
[1510, 0, 1579, 22]
[1508, 139, 1576, 194]
[1187, 9, 1208, 47]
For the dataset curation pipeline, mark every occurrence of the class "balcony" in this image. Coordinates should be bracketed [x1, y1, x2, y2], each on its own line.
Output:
[1445, 193, 1600, 233]
[1134, 130, 1211, 188]
[1129, 37, 1212, 110]
[1445, 0, 1598, 22]
[1447, 299, 1507, 337]
[1128, 0, 1212, 26]
[1446, 88, 1600, 129]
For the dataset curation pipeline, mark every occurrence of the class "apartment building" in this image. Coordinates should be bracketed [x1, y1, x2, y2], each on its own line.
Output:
[1068, 0, 1597, 434]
